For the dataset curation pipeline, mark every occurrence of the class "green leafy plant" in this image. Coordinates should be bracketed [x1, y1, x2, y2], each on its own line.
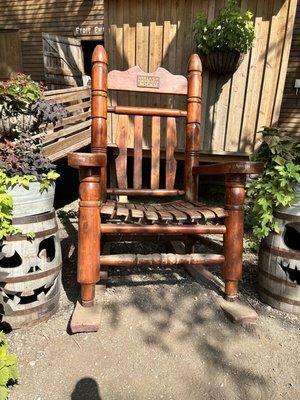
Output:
[0, 331, 19, 400]
[0, 75, 67, 139]
[193, 0, 255, 55]
[0, 134, 59, 240]
[0, 74, 43, 116]
[248, 128, 300, 240]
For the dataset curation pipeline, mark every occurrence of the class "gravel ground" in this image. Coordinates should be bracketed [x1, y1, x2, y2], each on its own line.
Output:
[5, 201, 300, 400]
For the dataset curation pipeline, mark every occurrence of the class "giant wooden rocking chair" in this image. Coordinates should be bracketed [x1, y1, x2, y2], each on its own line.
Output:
[68, 46, 263, 333]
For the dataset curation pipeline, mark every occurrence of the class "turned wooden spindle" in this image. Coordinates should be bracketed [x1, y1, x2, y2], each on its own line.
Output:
[223, 174, 246, 300]
[77, 167, 101, 307]
[184, 54, 202, 202]
[91, 45, 108, 201]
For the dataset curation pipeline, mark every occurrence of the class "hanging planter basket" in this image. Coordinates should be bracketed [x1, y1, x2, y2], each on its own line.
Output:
[199, 51, 245, 75]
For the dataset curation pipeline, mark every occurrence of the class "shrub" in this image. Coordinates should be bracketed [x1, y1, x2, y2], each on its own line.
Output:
[193, 0, 255, 55]
[0, 331, 19, 400]
[248, 128, 300, 240]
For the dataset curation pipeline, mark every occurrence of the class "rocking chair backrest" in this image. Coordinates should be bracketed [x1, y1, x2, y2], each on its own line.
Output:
[91, 45, 202, 200]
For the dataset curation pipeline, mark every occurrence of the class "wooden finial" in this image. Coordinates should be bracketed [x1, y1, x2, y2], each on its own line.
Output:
[188, 53, 202, 73]
[92, 45, 108, 64]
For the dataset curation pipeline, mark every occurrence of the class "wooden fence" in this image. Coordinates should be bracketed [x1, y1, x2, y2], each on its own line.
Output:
[104, 0, 297, 156]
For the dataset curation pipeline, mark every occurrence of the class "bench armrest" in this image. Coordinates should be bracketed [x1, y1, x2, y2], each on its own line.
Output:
[192, 161, 264, 175]
[68, 152, 106, 168]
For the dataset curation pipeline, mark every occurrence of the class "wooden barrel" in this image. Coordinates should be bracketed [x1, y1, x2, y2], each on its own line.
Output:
[0, 210, 62, 329]
[258, 186, 300, 314]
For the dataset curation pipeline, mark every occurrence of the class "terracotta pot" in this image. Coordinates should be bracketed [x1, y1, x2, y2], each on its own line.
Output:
[199, 51, 245, 75]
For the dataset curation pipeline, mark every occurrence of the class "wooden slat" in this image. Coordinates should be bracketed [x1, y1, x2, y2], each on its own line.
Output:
[115, 114, 128, 189]
[165, 117, 177, 189]
[43, 128, 91, 161]
[133, 115, 143, 189]
[152, 203, 174, 222]
[278, 0, 299, 137]
[151, 116, 161, 189]
[42, 119, 91, 144]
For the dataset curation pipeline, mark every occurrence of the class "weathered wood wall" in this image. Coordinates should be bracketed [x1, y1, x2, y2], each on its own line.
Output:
[105, 0, 297, 155]
[0, 29, 23, 80]
[279, 3, 300, 138]
[0, 0, 104, 82]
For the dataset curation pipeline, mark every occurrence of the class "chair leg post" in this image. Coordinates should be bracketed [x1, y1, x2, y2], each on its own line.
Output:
[223, 174, 246, 301]
[78, 167, 101, 308]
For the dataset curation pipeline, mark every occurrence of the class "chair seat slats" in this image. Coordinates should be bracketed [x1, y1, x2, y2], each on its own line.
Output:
[101, 199, 227, 224]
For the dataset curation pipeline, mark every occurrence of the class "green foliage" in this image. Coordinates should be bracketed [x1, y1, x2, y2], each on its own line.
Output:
[0, 74, 43, 116]
[193, 0, 255, 54]
[0, 170, 59, 240]
[0, 75, 67, 139]
[0, 331, 19, 400]
[248, 128, 300, 240]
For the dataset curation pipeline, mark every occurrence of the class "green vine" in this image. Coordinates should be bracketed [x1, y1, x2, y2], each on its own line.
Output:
[0, 331, 19, 400]
[248, 128, 300, 240]
[0, 170, 59, 240]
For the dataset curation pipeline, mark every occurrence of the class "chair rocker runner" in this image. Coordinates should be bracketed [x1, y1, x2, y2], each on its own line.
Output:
[68, 45, 263, 333]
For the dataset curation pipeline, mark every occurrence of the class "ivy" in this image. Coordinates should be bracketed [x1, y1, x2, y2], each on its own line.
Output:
[0, 331, 19, 400]
[193, 0, 255, 55]
[248, 128, 300, 240]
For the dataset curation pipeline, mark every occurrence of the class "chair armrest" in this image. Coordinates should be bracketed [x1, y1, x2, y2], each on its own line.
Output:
[68, 152, 106, 168]
[192, 161, 264, 175]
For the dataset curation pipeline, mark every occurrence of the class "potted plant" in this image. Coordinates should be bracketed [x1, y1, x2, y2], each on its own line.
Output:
[0, 76, 67, 327]
[193, 0, 255, 74]
[0, 74, 43, 138]
[0, 74, 68, 229]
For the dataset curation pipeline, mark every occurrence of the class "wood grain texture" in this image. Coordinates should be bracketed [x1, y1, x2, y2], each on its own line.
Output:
[166, 117, 177, 189]
[115, 114, 128, 188]
[133, 115, 143, 189]
[278, 0, 299, 138]
[151, 116, 161, 189]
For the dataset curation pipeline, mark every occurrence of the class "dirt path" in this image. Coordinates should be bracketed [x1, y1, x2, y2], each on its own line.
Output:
[6, 205, 300, 400]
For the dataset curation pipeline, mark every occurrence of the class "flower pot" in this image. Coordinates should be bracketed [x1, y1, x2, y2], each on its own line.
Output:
[7, 181, 55, 218]
[199, 51, 245, 75]
[0, 113, 36, 139]
[258, 184, 300, 314]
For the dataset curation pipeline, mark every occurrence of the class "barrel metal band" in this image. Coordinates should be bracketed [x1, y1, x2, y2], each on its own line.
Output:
[274, 211, 300, 222]
[12, 210, 56, 225]
[5, 226, 58, 242]
[260, 241, 300, 260]
[259, 284, 300, 306]
[5, 290, 60, 316]
[259, 268, 297, 288]
[2, 265, 62, 283]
